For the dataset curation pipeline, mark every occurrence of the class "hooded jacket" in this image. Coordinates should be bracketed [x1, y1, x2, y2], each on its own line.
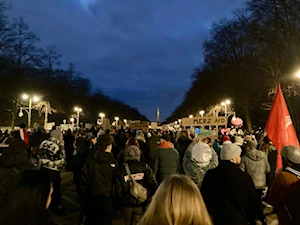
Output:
[80, 151, 117, 198]
[114, 160, 157, 208]
[201, 161, 261, 225]
[183, 142, 218, 187]
[153, 141, 180, 183]
[0, 138, 33, 204]
[175, 136, 192, 164]
[240, 149, 271, 188]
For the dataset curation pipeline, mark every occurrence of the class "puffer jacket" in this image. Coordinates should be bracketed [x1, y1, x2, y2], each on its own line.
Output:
[114, 160, 157, 208]
[183, 142, 218, 187]
[0, 138, 33, 204]
[80, 151, 117, 198]
[153, 142, 180, 183]
[240, 149, 271, 189]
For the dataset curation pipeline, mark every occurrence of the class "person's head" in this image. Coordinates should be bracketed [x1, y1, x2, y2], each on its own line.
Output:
[0, 170, 53, 225]
[220, 143, 242, 164]
[245, 140, 257, 151]
[124, 145, 141, 162]
[160, 134, 170, 144]
[179, 130, 191, 139]
[197, 129, 216, 147]
[139, 174, 212, 225]
[281, 145, 300, 170]
[125, 138, 140, 149]
[50, 129, 63, 141]
[96, 134, 114, 153]
[234, 136, 244, 147]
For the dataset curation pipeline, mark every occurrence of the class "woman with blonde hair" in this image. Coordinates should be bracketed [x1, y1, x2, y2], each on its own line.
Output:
[138, 174, 213, 225]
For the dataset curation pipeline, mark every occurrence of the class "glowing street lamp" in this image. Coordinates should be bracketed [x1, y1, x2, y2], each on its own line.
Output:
[296, 70, 300, 78]
[199, 110, 205, 117]
[20, 94, 40, 128]
[74, 107, 83, 129]
[99, 113, 105, 125]
[189, 115, 193, 118]
[114, 117, 119, 126]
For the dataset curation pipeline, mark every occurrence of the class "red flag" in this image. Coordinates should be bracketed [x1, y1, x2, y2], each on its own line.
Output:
[266, 83, 299, 170]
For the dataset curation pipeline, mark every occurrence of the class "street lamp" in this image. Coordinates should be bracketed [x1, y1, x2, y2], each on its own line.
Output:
[296, 70, 300, 78]
[99, 113, 105, 125]
[114, 117, 119, 126]
[199, 110, 205, 117]
[20, 94, 40, 128]
[74, 107, 82, 129]
[189, 115, 193, 118]
[221, 99, 231, 116]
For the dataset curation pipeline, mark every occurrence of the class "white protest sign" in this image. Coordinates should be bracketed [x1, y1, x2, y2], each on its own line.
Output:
[181, 116, 227, 127]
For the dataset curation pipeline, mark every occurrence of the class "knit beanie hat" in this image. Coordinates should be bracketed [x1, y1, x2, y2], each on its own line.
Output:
[281, 145, 300, 164]
[50, 130, 63, 140]
[220, 143, 242, 160]
[124, 145, 141, 162]
[234, 136, 244, 146]
[191, 142, 212, 167]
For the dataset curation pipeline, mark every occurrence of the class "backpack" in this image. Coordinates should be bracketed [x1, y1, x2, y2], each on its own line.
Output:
[125, 163, 147, 203]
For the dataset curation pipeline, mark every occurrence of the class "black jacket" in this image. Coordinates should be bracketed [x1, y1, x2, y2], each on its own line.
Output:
[114, 160, 157, 208]
[0, 138, 33, 204]
[201, 161, 261, 225]
[80, 151, 117, 198]
[175, 136, 192, 164]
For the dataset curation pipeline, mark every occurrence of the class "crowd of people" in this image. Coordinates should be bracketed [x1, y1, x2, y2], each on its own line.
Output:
[0, 123, 299, 225]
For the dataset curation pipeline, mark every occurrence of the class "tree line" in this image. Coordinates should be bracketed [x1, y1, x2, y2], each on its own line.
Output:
[168, 0, 300, 133]
[0, 2, 147, 127]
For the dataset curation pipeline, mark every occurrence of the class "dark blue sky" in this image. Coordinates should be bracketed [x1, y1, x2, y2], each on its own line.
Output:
[8, 0, 245, 121]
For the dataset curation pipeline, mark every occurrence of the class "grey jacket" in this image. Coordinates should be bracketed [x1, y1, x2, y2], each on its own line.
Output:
[183, 142, 218, 188]
[240, 149, 271, 189]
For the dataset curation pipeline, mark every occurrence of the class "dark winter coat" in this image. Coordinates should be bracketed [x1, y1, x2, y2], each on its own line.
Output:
[240, 149, 271, 188]
[146, 135, 159, 164]
[153, 142, 180, 183]
[80, 151, 117, 198]
[0, 138, 33, 204]
[175, 136, 192, 164]
[201, 161, 261, 225]
[114, 160, 157, 208]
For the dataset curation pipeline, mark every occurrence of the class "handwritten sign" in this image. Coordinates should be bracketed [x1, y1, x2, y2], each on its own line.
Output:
[130, 121, 149, 131]
[182, 117, 227, 127]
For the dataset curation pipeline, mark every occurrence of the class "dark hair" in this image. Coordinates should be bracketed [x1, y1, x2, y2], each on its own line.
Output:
[96, 134, 113, 152]
[0, 170, 52, 225]
[20, 123, 27, 129]
[161, 134, 171, 142]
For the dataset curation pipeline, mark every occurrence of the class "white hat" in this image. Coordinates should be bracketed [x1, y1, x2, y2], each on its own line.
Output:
[234, 136, 244, 146]
[192, 142, 212, 166]
[220, 143, 242, 160]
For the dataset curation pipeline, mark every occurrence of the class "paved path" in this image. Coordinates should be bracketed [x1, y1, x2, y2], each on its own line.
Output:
[52, 172, 278, 225]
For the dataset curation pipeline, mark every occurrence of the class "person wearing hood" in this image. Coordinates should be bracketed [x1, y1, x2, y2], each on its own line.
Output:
[38, 129, 65, 215]
[201, 143, 263, 225]
[182, 129, 218, 188]
[153, 134, 180, 183]
[0, 136, 33, 204]
[80, 134, 117, 225]
[240, 140, 270, 224]
[145, 132, 159, 169]
[114, 145, 157, 225]
[269, 145, 300, 225]
[175, 130, 192, 166]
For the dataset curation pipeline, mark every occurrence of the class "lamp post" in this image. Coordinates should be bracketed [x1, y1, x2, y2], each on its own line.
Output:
[114, 117, 119, 126]
[99, 113, 105, 125]
[189, 115, 193, 118]
[123, 119, 127, 127]
[20, 94, 40, 128]
[221, 100, 231, 117]
[199, 110, 205, 117]
[74, 107, 82, 129]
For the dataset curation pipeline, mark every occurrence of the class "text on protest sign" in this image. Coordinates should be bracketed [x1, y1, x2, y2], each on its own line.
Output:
[181, 116, 227, 127]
